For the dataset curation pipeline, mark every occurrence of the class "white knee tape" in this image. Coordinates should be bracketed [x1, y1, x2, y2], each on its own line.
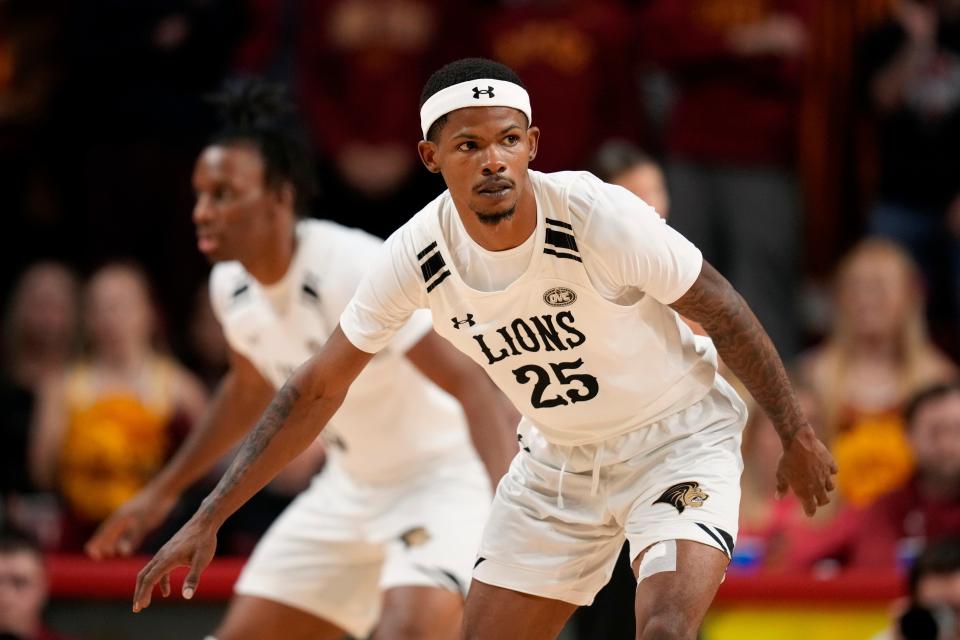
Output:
[636, 539, 677, 583]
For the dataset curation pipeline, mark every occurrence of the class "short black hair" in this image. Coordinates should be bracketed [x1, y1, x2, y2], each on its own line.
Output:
[420, 58, 526, 142]
[0, 528, 43, 558]
[905, 380, 960, 428]
[207, 78, 317, 218]
[909, 537, 960, 598]
[588, 140, 657, 183]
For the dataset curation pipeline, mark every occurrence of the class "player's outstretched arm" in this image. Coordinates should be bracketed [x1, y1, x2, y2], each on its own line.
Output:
[669, 260, 837, 517]
[405, 331, 520, 488]
[131, 326, 373, 612]
[87, 348, 275, 560]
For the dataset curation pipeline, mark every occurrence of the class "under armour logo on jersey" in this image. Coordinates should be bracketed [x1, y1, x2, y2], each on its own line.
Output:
[451, 314, 476, 329]
[472, 86, 495, 99]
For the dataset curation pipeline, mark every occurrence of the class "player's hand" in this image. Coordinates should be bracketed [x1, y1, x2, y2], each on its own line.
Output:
[775, 424, 837, 516]
[86, 488, 178, 560]
[132, 516, 217, 613]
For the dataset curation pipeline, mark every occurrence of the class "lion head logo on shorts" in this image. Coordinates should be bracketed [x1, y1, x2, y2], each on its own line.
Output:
[653, 481, 708, 514]
[400, 526, 431, 548]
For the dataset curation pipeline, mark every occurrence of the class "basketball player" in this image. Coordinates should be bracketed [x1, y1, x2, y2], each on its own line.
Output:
[131, 60, 836, 640]
[87, 80, 517, 640]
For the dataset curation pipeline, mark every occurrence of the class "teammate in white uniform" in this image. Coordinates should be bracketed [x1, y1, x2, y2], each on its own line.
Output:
[132, 60, 837, 639]
[87, 81, 517, 640]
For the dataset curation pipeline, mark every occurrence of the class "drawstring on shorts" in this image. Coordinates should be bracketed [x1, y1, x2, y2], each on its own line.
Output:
[557, 458, 569, 509]
[555, 442, 606, 509]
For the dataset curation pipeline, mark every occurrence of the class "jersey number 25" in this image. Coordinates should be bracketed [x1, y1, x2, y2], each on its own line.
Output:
[512, 358, 599, 408]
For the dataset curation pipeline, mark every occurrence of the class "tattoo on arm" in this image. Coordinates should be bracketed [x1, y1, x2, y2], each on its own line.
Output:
[670, 263, 803, 444]
[200, 382, 302, 517]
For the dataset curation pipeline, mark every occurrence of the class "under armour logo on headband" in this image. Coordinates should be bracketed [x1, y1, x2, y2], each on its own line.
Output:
[472, 86, 495, 99]
[421, 78, 531, 139]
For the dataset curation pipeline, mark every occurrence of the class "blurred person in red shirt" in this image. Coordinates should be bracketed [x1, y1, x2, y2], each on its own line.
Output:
[289, 0, 458, 238]
[640, 0, 810, 359]
[468, 0, 641, 173]
[860, 0, 960, 352]
[851, 381, 960, 570]
[0, 530, 74, 640]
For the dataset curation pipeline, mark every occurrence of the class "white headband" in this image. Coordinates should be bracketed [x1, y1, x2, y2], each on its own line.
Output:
[420, 78, 532, 140]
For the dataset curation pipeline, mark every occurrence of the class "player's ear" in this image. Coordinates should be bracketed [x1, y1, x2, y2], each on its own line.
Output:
[526, 126, 540, 164]
[418, 140, 441, 173]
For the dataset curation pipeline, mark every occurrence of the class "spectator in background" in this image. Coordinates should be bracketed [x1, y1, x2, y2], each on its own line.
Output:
[850, 382, 960, 571]
[872, 537, 960, 640]
[861, 0, 960, 351]
[640, 0, 810, 358]
[800, 239, 955, 508]
[0, 263, 78, 546]
[590, 140, 671, 218]
[900, 537, 960, 640]
[470, 0, 640, 173]
[0, 529, 74, 640]
[1, 263, 79, 394]
[29, 263, 207, 551]
[289, 0, 454, 238]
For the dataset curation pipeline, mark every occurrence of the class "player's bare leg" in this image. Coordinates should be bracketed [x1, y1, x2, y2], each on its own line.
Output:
[631, 540, 728, 640]
[373, 586, 463, 639]
[213, 594, 346, 640]
[461, 581, 578, 640]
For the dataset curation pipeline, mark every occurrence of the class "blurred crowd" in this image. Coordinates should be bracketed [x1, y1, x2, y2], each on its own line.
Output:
[2, 0, 960, 637]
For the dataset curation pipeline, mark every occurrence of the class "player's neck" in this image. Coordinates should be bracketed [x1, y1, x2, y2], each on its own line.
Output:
[457, 179, 537, 252]
[244, 222, 297, 286]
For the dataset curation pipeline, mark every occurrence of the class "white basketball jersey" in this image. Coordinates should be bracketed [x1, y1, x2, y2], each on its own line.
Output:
[210, 219, 474, 484]
[341, 171, 721, 446]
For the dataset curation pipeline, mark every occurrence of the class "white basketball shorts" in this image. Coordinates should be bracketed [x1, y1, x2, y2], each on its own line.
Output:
[473, 376, 748, 606]
[234, 448, 491, 638]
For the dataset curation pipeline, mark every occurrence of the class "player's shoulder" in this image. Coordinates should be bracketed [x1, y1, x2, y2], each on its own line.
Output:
[530, 168, 598, 192]
[385, 189, 450, 260]
[534, 169, 656, 236]
[207, 260, 252, 320]
[297, 217, 383, 255]
[209, 261, 249, 304]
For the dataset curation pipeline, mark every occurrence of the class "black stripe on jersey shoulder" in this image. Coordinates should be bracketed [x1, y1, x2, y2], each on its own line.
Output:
[544, 248, 583, 263]
[416, 241, 438, 261]
[545, 217, 573, 231]
[425, 270, 451, 293]
[545, 228, 579, 253]
[420, 252, 447, 282]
